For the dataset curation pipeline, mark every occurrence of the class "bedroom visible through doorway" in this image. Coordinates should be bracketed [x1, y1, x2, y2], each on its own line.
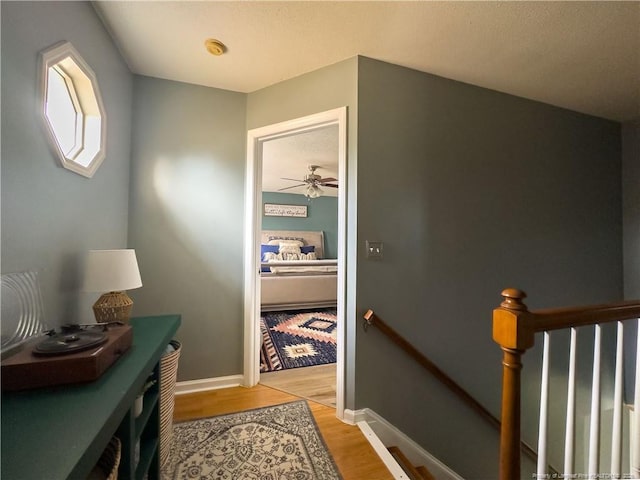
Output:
[258, 124, 340, 407]
[243, 107, 347, 417]
[260, 307, 337, 407]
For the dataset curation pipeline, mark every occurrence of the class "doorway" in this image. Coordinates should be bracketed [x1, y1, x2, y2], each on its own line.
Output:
[243, 108, 347, 419]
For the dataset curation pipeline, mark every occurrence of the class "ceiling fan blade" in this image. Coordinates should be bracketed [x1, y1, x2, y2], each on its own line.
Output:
[278, 183, 306, 191]
[319, 177, 337, 183]
[280, 177, 304, 182]
[323, 183, 339, 188]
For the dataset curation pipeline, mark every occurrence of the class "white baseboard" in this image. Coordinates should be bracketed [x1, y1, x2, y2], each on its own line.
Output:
[175, 375, 244, 395]
[357, 419, 413, 479]
[354, 408, 463, 480]
[342, 408, 367, 425]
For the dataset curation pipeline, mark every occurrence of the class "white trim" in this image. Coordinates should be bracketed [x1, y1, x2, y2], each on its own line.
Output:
[357, 420, 411, 479]
[174, 375, 244, 395]
[39, 41, 107, 178]
[343, 408, 368, 425]
[243, 107, 349, 421]
[342, 408, 356, 425]
[334, 106, 348, 420]
[355, 408, 464, 480]
[243, 126, 263, 388]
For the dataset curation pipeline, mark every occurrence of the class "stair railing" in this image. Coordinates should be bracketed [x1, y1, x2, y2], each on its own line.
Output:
[493, 288, 640, 480]
[363, 309, 543, 469]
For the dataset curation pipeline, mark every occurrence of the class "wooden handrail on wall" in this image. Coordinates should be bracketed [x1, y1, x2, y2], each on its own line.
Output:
[363, 309, 542, 469]
[493, 288, 640, 480]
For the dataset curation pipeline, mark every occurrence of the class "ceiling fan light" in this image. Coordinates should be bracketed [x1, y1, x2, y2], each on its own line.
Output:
[306, 184, 322, 199]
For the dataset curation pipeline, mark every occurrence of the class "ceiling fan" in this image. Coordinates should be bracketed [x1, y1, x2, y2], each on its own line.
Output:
[278, 165, 338, 198]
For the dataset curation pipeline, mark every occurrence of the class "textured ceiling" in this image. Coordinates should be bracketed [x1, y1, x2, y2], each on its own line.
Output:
[93, 1, 639, 197]
[95, 1, 640, 122]
[262, 124, 339, 197]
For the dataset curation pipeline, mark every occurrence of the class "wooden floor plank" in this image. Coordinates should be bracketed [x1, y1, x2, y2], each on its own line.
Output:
[260, 363, 336, 407]
[173, 385, 393, 480]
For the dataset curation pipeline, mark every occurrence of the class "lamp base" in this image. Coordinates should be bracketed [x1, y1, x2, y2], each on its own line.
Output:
[93, 291, 134, 324]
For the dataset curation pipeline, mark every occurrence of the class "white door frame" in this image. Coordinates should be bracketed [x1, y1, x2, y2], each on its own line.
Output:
[243, 107, 348, 419]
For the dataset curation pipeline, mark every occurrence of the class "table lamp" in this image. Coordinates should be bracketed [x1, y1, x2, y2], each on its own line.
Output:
[83, 249, 143, 324]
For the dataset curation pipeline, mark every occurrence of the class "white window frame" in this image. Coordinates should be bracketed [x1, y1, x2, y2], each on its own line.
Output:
[39, 41, 107, 178]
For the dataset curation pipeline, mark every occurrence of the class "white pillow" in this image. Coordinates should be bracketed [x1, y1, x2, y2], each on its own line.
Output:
[278, 242, 302, 255]
[267, 239, 304, 247]
[267, 236, 304, 247]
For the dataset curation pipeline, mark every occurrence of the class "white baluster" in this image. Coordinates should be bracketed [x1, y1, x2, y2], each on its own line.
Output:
[564, 327, 577, 476]
[633, 319, 640, 476]
[537, 332, 550, 478]
[611, 321, 624, 477]
[588, 324, 602, 478]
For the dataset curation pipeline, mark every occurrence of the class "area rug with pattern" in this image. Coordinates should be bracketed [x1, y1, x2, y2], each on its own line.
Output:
[260, 309, 337, 372]
[161, 400, 342, 480]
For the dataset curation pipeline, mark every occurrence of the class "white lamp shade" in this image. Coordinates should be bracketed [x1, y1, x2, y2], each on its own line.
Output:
[83, 249, 142, 292]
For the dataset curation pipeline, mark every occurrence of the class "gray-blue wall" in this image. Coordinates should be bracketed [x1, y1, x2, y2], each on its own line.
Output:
[623, 119, 640, 300]
[262, 192, 338, 258]
[127, 75, 246, 381]
[1, 1, 133, 325]
[355, 57, 623, 478]
[622, 119, 640, 407]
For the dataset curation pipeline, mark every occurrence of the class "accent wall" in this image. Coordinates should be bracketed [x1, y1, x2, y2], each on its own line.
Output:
[261, 192, 339, 259]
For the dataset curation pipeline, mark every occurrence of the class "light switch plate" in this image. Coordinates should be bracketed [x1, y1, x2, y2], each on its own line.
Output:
[366, 241, 383, 259]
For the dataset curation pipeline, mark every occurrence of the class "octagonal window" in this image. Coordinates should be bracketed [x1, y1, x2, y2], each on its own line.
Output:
[40, 41, 106, 178]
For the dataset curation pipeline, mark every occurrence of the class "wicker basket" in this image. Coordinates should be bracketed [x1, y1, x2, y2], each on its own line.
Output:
[87, 436, 121, 480]
[159, 340, 181, 467]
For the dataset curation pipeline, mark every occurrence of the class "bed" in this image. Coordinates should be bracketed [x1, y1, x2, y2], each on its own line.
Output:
[260, 230, 338, 311]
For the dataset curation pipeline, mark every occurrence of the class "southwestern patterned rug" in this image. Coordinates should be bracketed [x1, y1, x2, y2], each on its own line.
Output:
[260, 309, 337, 372]
[161, 400, 342, 480]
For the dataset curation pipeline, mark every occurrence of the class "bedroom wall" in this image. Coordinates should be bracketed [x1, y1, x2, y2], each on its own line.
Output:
[127, 75, 246, 381]
[1, 1, 133, 326]
[355, 56, 623, 478]
[261, 192, 339, 259]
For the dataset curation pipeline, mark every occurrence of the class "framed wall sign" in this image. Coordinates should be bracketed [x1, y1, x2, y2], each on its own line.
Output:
[264, 203, 308, 218]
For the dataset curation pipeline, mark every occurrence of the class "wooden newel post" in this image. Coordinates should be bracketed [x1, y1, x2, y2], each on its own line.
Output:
[493, 288, 535, 480]
[499, 347, 524, 480]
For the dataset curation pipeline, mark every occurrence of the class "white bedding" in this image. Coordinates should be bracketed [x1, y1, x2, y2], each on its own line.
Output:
[260, 230, 337, 311]
[262, 259, 338, 274]
[267, 265, 338, 274]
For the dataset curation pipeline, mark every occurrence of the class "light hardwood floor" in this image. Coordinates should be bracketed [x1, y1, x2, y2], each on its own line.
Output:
[260, 363, 336, 407]
[173, 384, 394, 480]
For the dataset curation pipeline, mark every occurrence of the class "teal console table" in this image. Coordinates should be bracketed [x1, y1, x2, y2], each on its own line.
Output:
[1, 314, 181, 479]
